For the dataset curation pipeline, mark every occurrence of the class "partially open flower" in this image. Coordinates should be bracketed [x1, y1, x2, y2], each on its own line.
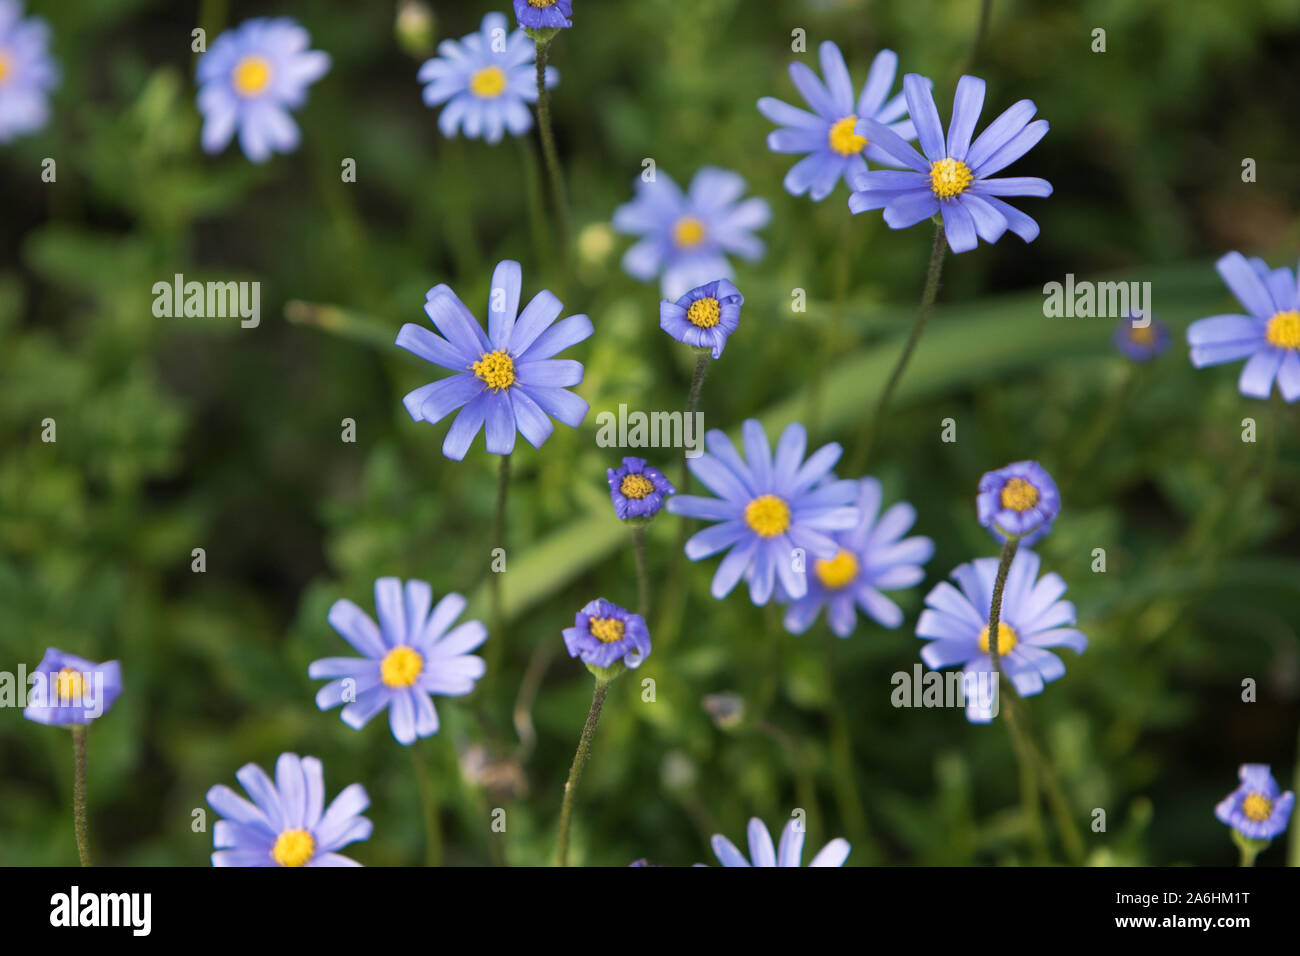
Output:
[607, 456, 675, 522]
[976, 460, 1060, 546]
[562, 598, 650, 678]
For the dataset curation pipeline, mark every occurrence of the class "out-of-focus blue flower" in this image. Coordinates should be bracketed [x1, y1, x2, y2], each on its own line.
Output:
[1114, 311, 1170, 362]
[563, 598, 651, 672]
[612, 166, 770, 300]
[976, 460, 1059, 546]
[396, 259, 592, 460]
[206, 753, 372, 867]
[309, 578, 488, 746]
[916, 549, 1087, 723]
[195, 17, 330, 163]
[758, 43, 918, 202]
[1214, 764, 1295, 842]
[659, 279, 743, 359]
[0, 1, 57, 143]
[418, 12, 556, 143]
[22, 648, 121, 726]
[849, 74, 1051, 254]
[708, 815, 849, 867]
[666, 420, 859, 605]
[514, 0, 573, 30]
[783, 477, 934, 638]
[607, 457, 674, 522]
[1187, 251, 1300, 402]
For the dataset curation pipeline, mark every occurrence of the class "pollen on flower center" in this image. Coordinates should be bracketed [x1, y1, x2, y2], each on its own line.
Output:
[528, 0, 559, 6]
[1265, 310, 1300, 350]
[470, 65, 507, 99]
[589, 617, 626, 643]
[231, 55, 273, 97]
[0, 52, 12, 85]
[272, 828, 316, 867]
[673, 216, 706, 249]
[1129, 324, 1156, 346]
[620, 474, 655, 499]
[929, 157, 973, 199]
[472, 349, 516, 390]
[1242, 792, 1273, 822]
[56, 667, 85, 703]
[814, 550, 860, 589]
[828, 116, 868, 156]
[978, 621, 1018, 655]
[744, 494, 791, 538]
[1000, 477, 1039, 512]
[380, 646, 424, 688]
[686, 297, 721, 328]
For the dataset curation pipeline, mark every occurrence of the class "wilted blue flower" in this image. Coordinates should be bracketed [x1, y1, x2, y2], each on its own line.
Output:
[418, 12, 556, 143]
[1187, 252, 1300, 402]
[607, 457, 674, 521]
[207, 753, 372, 867]
[309, 578, 488, 746]
[0, 1, 57, 143]
[849, 74, 1051, 254]
[916, 549, 1087, 723]
[709, 815, 849, 867]
[783, 477, 934, 638]
[396, 259, 592, 460]
[563, 598, 651, 671]
[660, 279, 743, 359]
[1114, 311, 1170, 363]
[976, 460, 1059, 546]
[758, 43, 918, 202]
[514, 0, 573, 30]
[612, 166, 770, 300]
[22, 648, 121, 726]
[666, 420, 859, 605]
[196, 17, 330, 163]
[1215, 764, 1295, 842]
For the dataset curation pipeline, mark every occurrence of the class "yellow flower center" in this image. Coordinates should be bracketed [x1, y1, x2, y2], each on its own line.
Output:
[1242, 792, 1273, 822]
[1000, 477, 1039, 512]
[929, 157, 973, 199]
[828, 115, 868, 156]
[814, 550, 859, 590]
[528, 0, 559, 6]
[978, 621, 1018, 656]
[231, 55, 273, 97]
[620, 473, 655, 499]
[380, 646, 424, 688]
[1128, 323, 1156, 346]
[1265, 310, 1300, 350]
[472, 349, 516, 390]
[589, 617, 626, 643]
[686, 297, 721, 328]
[0, 52, 12, 86]
[470, 65, 507, 99]
[56, 668, 86, 703]
[744, 494, 791, 538]
[271, 828, 316, 867]
[673, 216, 706, 249]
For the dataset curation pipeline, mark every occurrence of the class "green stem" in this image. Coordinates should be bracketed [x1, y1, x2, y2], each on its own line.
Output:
[555, 678, 610, 866]
[534, 40, 569, 277]
[515, 135, 551, 274]
[985, 536, 1019, 678]
[71, 726, 90, 867]
[631, 525, 651, 620]
[410, 741, 442, 866]
[821, 637, 875, 861]
[487, 454, 510, 676]
[1058, 364, 1138, 496]
[965, 0, 994, 73]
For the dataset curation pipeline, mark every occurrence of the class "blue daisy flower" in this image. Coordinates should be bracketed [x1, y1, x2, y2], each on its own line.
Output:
[607, 456, 675, 521]
[418, 12, 557, 143]
[612, 166, 771, 300]
[758, 43, 918, 202]
[916, 549, 1087, 723]
[976, 460, 1060, 546]
[848, 74, 1052, 254]
[1187, 251, 1300, 402]
[783, 477, 934, 638]
[22, 648, 122, 726]
[708, 815, 849, 867]
[309, 578, 488, 746]
[659, 278, 743, 359]
[1215, 764, 1295, 842]
[396, 259, 593, 460]
[665, 419, 860, 605]
[514, 0, 573, 30]
[563, 598, 651, 671]
[195, 17, 330, 163]
[1114, 311, 1170, 362]
[206, 753, 372, 867]
[0, 0, 58, 144]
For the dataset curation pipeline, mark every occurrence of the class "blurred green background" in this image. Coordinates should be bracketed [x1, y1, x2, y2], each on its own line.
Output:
[3, 0, 1300, 867]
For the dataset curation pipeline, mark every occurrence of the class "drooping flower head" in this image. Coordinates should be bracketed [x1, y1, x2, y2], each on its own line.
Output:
[612, 166, 771, 300]
[309, 578, 488, 746]
[0, 0, 58, 144]
[666, 420, 859, 606]
[1187, 252, 1300, 402]
[418, 12, 556, 143]
[607, 457, 674, 522]
[976, 460, 1059, 546]
[22, 648, 122, 726]
[563, 598, 651, 675]
[1214, 764, 1295, 842]
[206, 753, 372, 867]
[196, 17, 330, 163]
[660, 279, 743, 359]
[513, 0, 573, 31]
[708, 815, 849, 867]
[396, 259, 592, 460]
[783, 477, 934, 638]
[916, 549, 1087, 723]
[758, 43, 919, 202]
[1114, 311, 1170, 363]
[849, 74, 1051, 254]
